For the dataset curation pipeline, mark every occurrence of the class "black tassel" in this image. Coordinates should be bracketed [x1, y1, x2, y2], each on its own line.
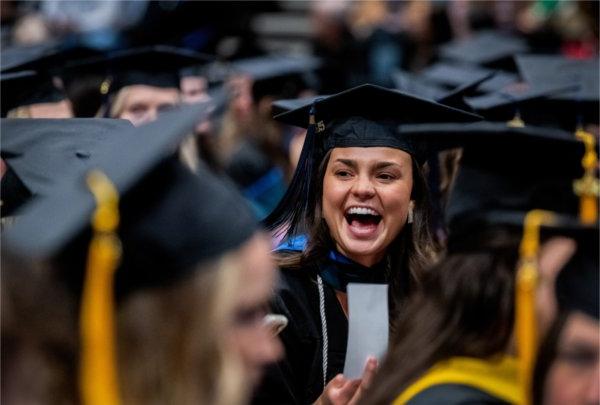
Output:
[263, 103, 320, 238]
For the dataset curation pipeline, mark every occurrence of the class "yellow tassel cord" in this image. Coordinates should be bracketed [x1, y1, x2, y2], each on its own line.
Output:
[516, 210, 556, 405]
[79, 170, 122, 405]
[573, 128, 599, 225]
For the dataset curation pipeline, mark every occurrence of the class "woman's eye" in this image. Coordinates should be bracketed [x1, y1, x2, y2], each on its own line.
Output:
[335, 170, 352, 178]
[377, 173, 396, 181]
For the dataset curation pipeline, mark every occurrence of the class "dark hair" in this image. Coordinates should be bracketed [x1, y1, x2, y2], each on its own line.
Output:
[360, 226, 521, 405]
[276, 149, 437, 317]
[532, 311, 569, 405]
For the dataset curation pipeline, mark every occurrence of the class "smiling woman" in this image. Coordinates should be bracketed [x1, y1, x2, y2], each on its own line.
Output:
[253, 84, 479, 405]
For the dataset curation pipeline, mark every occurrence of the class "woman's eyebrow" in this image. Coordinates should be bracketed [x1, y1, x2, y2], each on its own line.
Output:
[374, 161, 401, 170]
[334, 158, 358, 169]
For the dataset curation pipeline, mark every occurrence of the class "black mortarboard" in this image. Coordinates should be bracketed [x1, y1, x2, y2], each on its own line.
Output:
[3, 98, 258, 295]
[1, 70, 67, 116]
[1, 118, 133, 216]
[395, 121, 587, 235]
[438, 30, 529, 69]
[231, 54, 321, 102]
[1, 41, 102, 75]
[70, 45, 212, 96]
[420, 62, 518, 93]
[514, 55, 599, 127]
[392, 70, 447, 100]
[465, 81, 587, 129]
[263, 83, 481, 236]
[435, 71, 496, 111]
[555, 227, 599, 319]
[271, 95, 323, 117]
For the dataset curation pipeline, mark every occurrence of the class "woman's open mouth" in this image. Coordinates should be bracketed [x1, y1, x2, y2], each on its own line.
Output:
[344, 206, 382, 238]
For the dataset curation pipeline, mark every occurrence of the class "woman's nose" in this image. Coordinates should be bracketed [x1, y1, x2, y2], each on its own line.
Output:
[351, 174, 375, 199]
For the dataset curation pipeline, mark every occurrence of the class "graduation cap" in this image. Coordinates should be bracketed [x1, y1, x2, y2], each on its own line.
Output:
[1, 70, 67, 117]
[1, 40, 103, 74]
[465, 81, 591, 130]
[263, 83, 481, 236]
[395, 121, 590, 236]
[230, 54, 321, 102]
[420, 62, 518, 93]
[3, 98, 257, 403]
[68, 45, 213, 96]
[438, 30, 529, 69]
[435, 71, 496, 111]
[1, 118, 134, 216]
[391, 70, 447, 100]
[514, 55, 599, 128]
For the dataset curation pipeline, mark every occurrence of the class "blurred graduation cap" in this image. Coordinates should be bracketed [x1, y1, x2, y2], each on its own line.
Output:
[271, 95, 324, 117]
[395, 121, 589, 236]
[263, 83, 481, 236]
[514, 55, 599, 128]
[230, 54, 322, 102]
[420, 62, 518, 93]
[1, 40, 102, 74]
[438, 30, 529, 69]
[1, 118, 133, 216]
[67, 45, 213, 96]
[3, 99, 257, 404]
[4, 93, 244, 263]
[392, 70, 447, 100]
[1, 70, 67, 117]
[465, 81, 589, 129]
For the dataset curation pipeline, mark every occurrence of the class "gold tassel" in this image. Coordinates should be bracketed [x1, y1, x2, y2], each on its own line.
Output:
[516, 209, 556, 405]
[573, 128, 599, 225]
[80, 170, 122, 405]
[507, 111, 525, 128]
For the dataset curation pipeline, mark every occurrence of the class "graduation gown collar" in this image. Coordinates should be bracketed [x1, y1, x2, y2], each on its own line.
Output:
[393, 355, 522, 405]
[274, 234, 388, 292]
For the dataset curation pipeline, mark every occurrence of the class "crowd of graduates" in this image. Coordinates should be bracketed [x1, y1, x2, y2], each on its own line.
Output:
[1, 1, 598, 405]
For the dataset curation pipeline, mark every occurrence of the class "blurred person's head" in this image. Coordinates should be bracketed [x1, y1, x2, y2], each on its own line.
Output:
[1, 105, 281, 404]
[109, 84, 180, 126]
[227, 233, 283, 388]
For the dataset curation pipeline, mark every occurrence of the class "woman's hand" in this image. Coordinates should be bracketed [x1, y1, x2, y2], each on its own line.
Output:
[314, 357, 378, 405]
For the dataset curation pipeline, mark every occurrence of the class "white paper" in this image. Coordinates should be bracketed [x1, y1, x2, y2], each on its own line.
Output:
[343, 283, 389, 379]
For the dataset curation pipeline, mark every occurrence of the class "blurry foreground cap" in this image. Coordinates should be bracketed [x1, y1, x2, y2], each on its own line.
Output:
[1, 70, 67, 116]
[1, 118, 133, 216]
[265, 84, 481, 236]
[439, 30, 529, 68]
[4, 98, 258, 296]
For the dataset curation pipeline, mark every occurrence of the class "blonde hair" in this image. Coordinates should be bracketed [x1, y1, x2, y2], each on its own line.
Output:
[6, 106, 33, 118]
[2, 252, 249, 405]
[117, 252, 248, 405]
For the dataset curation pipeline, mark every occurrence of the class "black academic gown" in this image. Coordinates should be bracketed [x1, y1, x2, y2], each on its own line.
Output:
[252, 263, 348, 405]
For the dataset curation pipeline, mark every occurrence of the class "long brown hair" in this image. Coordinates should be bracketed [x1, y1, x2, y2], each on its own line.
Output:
[360, 226, 521, 405]
[276, 149, 437, 317]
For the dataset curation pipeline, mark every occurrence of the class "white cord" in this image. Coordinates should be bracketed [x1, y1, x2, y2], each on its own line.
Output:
[317, 275, 329, 390]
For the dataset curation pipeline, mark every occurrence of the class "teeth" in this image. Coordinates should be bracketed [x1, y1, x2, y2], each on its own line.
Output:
[346, 207, 379, 216]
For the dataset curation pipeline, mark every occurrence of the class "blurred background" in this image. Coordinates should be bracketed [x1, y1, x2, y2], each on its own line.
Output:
[1, 0, 597, 87]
